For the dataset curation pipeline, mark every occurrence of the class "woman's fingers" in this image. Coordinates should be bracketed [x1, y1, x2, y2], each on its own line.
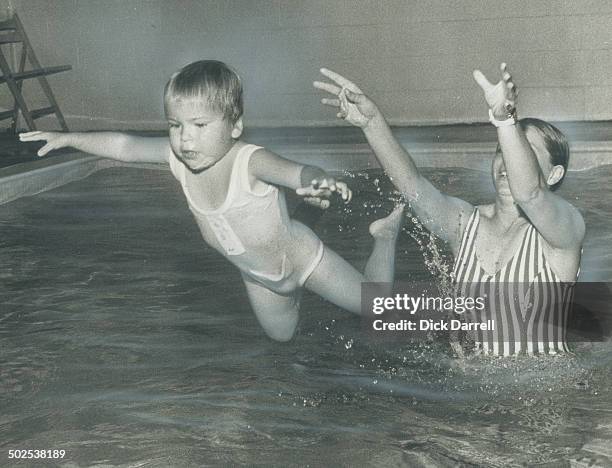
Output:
[319, 67, 350, 86]
[343, 89, 366, 105]
[321, 97, 340, 107]
[501, 62, 517, 91]
[472, 69, 493, 92]
[319, 68, 362, 93]
[315, 72, 370, 125]
[503, 67, 518, 107]
[506, 82, 518, 100]
[338, 89, 349, 114]
[475, 64, 519, 110]
[313, 80, 341, 95]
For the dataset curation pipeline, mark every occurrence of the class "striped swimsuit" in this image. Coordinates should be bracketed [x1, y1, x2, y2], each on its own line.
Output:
[453, 209, 577, 356]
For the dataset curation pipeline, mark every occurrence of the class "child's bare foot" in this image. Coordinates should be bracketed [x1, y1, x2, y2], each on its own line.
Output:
[369, 204, 405, 240]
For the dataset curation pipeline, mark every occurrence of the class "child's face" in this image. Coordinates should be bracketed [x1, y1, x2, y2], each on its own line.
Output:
[166, 97, 241, 173]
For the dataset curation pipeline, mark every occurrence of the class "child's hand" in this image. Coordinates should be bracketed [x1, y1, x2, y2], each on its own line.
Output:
[314, 68, 381, 129]
[296, 177, 352, 209]
[19, 131, 71, 157]
[473, 63, 519, 120]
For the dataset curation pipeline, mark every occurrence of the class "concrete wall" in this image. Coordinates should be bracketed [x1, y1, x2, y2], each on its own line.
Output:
[1, 0, 611, 130]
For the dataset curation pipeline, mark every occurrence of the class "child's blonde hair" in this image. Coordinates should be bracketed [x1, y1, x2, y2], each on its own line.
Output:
[164, 60, 243, 123]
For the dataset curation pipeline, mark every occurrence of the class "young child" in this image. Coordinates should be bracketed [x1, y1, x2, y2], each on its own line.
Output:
[20, 60, 404, 342]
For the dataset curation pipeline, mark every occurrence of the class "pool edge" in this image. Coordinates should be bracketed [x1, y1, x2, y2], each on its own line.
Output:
[0, 152, 118, 205]
[1, 140, 610, 204]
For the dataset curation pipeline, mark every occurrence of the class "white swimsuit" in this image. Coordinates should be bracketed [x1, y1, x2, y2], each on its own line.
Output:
[169, 144, 324, 294]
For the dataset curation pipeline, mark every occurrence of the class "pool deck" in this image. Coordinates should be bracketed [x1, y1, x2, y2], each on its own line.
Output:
[1, 121, 611, 204]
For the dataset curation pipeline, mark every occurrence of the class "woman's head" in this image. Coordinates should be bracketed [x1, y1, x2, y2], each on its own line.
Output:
[520, 118, 570, 191]
[492, 118, 570, 195]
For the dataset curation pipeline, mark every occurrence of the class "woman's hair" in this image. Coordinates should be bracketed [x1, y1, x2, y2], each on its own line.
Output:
[519, 118, 570, 191]
[164, 60, 243, 123]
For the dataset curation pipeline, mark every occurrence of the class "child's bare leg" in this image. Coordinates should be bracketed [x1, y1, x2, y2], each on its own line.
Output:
[241, 274, 300, 342]
[304, 205, 404, 314]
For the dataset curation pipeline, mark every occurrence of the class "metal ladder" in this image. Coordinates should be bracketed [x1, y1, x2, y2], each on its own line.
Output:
[0, 13, 71, 132]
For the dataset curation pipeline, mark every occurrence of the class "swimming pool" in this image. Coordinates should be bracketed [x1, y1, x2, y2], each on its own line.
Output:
[1, 163, 611, 466]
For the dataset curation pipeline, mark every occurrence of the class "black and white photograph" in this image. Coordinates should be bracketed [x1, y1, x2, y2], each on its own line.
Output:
[1, 1, 611, 466]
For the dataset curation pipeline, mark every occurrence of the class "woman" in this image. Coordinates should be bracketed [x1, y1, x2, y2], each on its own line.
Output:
[314, 64, 585, 356]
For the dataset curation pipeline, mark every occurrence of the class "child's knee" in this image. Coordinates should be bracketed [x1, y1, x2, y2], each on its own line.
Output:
[257, 307, 299, 342]
[263, 318, 298, 342]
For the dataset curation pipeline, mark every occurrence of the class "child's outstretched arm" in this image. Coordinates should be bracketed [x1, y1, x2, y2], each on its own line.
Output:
[19, 131, 170, 164]
[248, 148, 351, 209]
[314, 68, 473, 253]
[473, 63, 585, 250]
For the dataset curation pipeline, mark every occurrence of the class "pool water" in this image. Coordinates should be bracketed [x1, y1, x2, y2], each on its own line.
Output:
[1, 165, 611, 467]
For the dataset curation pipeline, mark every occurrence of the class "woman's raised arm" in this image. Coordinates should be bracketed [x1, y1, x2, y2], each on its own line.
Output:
[314, 68, 473, 253]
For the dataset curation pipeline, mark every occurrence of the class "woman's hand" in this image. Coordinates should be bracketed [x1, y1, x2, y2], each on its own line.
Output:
[473, 63, 519, 120]
[296, 176, 352, 209]
[314, 68, 381, 129]
[19, 131, 72, 157]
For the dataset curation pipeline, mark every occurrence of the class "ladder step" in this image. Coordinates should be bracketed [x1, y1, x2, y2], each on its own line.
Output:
[31, 106, 55, 119]
[0, 13, 71, 132]
[0, 65, 72, 84]
[0, 109, 15, 120]
[0, 18, 16, 31]
[0, 31, 21, 44]
[0, 106, 56, 121]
